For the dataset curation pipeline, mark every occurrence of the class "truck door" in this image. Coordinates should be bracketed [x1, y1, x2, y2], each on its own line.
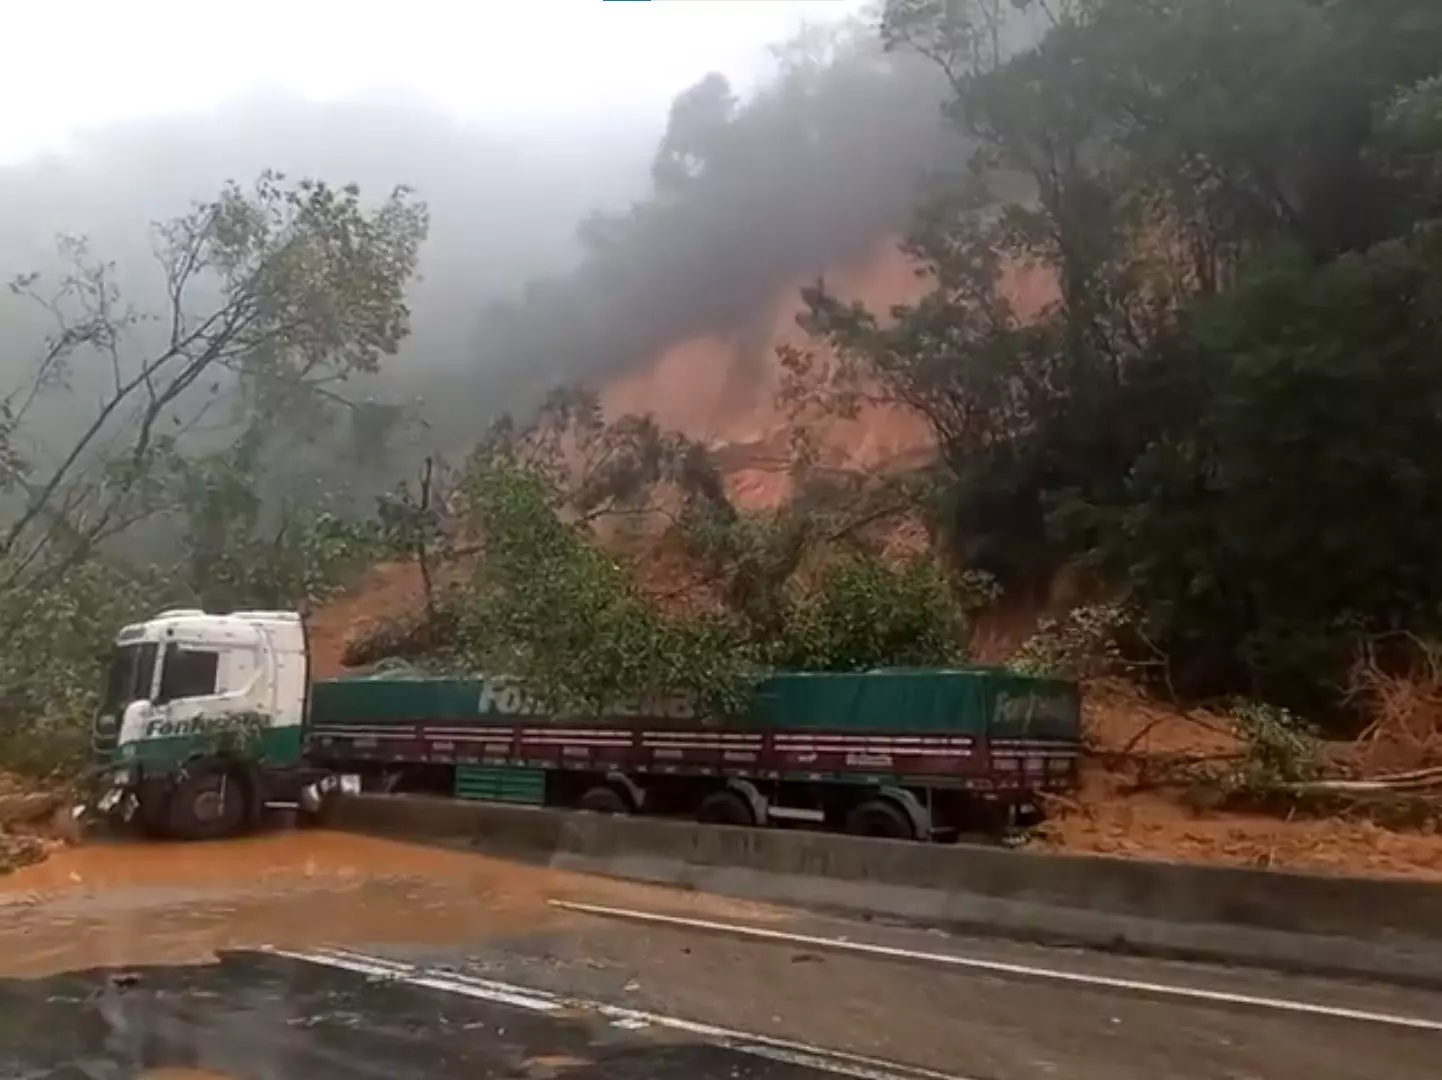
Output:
[151, 642, 225, 730]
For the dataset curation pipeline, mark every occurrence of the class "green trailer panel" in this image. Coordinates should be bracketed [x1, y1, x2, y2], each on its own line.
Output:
[751, 669, 1079, 739]
[455, 764, 546, 804]
[312, 674, 486, 726]
[311, 666, 1081, 742]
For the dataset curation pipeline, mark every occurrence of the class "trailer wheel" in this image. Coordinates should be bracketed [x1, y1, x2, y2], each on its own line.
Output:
[578, 785, 630, 815]
[844, 798, 917, 841]
[696, 789, 757, 827]
[165, 766, 249, 841]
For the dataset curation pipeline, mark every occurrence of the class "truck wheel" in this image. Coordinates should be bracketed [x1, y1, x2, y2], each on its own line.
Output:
[696, 789, 757, 827]
[578, 785, 630, 815]
[844, 798, 917, 841]
[137, 794, 172, 839]
[165, 767, 249, 841]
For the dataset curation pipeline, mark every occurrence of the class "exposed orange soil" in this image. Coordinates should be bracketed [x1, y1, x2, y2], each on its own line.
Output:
[1031, 681, 1442, 880]
[307, 561, 430, 678]
[602, 238, 937, 508]
[1039, 758, 1442, 880]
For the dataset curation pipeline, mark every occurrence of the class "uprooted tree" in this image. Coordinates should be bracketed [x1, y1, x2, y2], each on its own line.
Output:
[0, 171, 429, 770]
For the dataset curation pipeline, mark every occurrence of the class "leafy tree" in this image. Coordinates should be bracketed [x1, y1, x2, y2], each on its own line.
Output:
[1092, 230, 1442, 708]
[174, 435, 396, 613]
[790, 0, 1442, 721]
[454, 461, 758, 716]
[772, 551, 980, 671]
[0, 172, 428, 771]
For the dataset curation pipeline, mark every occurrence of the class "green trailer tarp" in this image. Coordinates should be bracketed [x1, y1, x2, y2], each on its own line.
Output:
[310, 667, 1080, 742]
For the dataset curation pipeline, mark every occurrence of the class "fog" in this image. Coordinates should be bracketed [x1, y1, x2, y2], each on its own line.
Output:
[0, 1, 954, 495]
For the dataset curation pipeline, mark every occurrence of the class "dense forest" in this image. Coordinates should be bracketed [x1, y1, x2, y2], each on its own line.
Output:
[2, 0, 1441, 771]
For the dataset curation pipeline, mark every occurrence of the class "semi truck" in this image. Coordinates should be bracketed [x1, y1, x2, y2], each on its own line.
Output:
[87, 607, 1083, 842]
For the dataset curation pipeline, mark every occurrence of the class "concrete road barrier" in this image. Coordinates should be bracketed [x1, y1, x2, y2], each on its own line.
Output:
[329, 794, 1442, 986]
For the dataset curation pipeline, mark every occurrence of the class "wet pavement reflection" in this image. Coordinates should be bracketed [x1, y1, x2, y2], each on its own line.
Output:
[0, 952, 838, 1080]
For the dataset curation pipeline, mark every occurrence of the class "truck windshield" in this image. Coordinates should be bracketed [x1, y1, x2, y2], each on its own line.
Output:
[99, 642, 158, 714]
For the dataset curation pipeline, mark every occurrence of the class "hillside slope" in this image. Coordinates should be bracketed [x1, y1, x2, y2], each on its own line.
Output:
[301, 239, 1442, 882]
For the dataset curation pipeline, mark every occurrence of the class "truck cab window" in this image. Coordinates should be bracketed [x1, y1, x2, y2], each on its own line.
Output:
[156, 645, 220, 703]
[99, 642, 159, 713]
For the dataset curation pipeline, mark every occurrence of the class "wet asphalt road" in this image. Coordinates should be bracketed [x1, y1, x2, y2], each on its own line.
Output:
[7, 918, 1437, 1080]
[4, 828, 1441, 1080]
[370, 907, 1442, 1080]
[0, 951, 859, 1080]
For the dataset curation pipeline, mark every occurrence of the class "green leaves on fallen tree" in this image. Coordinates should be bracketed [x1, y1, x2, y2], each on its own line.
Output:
[771, 552, 980, 672]
[426, 395, 989, 717]
[455, 462, 756, 716]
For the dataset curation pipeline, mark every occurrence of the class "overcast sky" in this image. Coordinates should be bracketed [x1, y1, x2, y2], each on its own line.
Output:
[3, 0, 866, 163]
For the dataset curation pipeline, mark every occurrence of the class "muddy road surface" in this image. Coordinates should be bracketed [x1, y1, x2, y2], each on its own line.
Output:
[2, 830, 1439, 1079]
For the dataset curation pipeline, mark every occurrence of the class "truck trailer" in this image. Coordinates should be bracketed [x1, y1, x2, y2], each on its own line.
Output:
[88, 607, 1083, 842]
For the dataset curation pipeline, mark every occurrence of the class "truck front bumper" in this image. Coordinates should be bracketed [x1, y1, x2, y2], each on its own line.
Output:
[84, 765, 142, 823]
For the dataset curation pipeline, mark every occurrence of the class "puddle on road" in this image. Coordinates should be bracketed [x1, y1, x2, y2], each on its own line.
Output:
[0, 831, 569, 978]
[0, 829, 790, 978]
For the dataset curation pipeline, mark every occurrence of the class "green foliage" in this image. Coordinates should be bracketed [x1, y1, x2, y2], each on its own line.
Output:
[454, 462, 757, 716]
[0, 561, 158, 775]
[377, 393, 993, 717]
[1008, 603, 1128, 680]
[0, 172, 427, 775]
[795, 0, 1442, 724]
[175, 437, 398, 612]
[771, 553, 982, 672]
[1220, 701, 1323, 793]
[1089, 233, 1442, 710]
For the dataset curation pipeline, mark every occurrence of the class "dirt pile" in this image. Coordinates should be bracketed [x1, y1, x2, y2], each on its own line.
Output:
[1031, 680, 1442, 880]
[0, 772, 71, 874]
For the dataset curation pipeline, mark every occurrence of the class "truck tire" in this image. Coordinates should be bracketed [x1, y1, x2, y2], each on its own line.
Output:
[135, 780, 173, 839]
[578, 785, 630, 815]
[165, 766, 249, 841]
[844, 798, 917, 841]
[696, 789, 757, 827]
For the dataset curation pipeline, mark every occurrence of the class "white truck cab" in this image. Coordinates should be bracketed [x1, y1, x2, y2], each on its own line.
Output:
[90, 608, 347, 839]
[97, 609, 309, 755]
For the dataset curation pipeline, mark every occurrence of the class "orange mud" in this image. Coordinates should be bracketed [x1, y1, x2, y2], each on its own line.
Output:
[601, 238, 942, 509]
[0, 830, 791, 979]
[1037, 764, 1442, 879]
[1033, 681, 1442, 879]
[307, 561, 432, 679]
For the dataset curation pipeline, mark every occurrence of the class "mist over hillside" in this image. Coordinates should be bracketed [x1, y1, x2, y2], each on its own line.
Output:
[0, 92, 657, 396]
[0, 15, 956, 506]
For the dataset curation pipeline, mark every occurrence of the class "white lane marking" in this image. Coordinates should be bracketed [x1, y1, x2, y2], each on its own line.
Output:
[269, 946, 974, 1080]
[547, 900, 1442, 1033]
[268, 946, 562, 1011]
